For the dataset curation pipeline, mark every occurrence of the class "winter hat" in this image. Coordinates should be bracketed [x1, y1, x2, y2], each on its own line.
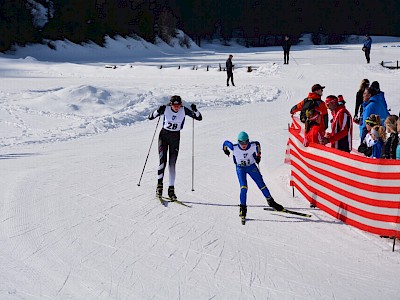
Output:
[312, 84, 325, 92]
[325, 95, 338, 105]
[237, 131, 249, 143]
[337, 95, 346, 105]
[170, 95, 182, 105]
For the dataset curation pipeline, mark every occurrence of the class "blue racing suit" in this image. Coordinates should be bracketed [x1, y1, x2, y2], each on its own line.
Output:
[223, 140, 271, 205]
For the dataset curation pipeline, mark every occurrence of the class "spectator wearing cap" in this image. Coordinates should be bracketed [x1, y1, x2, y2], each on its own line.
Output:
[290, 83, 328, 130]
[360, 87, 390, 143]
[303, 108, 325, 147]
[226, 54, 235, 86]
[320, 95, 353, 153]
[354, 78, 370, 122]
[362, 34, 372, 63]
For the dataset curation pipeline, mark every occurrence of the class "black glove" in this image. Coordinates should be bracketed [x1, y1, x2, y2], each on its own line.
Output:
[190, 103, 197, 112]
[223, 149, 230, 157]
[157, 105, 166, 114]
[255, 155, 261, 164]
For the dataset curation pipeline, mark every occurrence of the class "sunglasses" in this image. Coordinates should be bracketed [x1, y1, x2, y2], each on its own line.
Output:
[365, 120, 376, 126]
[238, 140, 249, 145]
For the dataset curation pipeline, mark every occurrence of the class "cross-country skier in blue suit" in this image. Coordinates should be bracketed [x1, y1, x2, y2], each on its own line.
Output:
[222, 131, 284, 219]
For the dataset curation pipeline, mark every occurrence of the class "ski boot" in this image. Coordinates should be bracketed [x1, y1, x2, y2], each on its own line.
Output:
[156, 183, 163, 198]
[239, 204, 247, 225]
[239, 205, 247, 217]
[266, 196, 284, 211]
[168, 186, 177, 200]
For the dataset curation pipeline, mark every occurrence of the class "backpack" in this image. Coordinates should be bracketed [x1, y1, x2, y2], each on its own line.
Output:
[300, 98, 317, 123]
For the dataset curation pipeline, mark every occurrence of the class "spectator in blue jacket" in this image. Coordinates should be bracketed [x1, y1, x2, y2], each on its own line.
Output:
[363, 34, 372, 63]
[370, 81, 389, 113]
[360, 87, 389, 142]
[370, 126, 384, 159]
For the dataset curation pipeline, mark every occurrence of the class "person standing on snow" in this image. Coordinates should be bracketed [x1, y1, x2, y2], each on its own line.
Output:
[362, 34, 372, 63]
[222, 131, 284, 220]
[359, 87, 389, 143]
[226, 54, 235, 86]
[354, 78, 370, 123]
[303, 109, 326, 147]
[290, 84, 328, 130]
[282, 35, 291, 64]
[149, 95, 202, 200]
[320, 95, 353, 153]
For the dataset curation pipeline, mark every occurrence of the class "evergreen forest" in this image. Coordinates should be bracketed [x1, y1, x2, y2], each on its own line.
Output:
[1, 0, 399, 52]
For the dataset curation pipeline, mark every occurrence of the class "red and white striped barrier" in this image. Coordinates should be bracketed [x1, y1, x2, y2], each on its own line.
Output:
[287, 117, 400, 238]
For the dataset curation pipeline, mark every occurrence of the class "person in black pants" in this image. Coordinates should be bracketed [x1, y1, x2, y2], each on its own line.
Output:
[148, 95, 202, 199]
[363, 34, 372, 63]
[226, 54, 234, 86]
[282, 35, 291, 64]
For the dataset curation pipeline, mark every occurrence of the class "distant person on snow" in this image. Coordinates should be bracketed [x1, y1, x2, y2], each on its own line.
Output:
[149, 95, 202, 200]
[226, 54, 235, 86]
[362, 34, 372, 63]
[290, 83, 328, 130]
[282, 35, 291, 64]
[222, 131, 284, 220]
[320, 95, 353, 153]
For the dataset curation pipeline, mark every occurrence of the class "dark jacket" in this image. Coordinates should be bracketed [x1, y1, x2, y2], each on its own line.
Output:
[382, 132, 399, 159]
[226, 58, 233, 72]
[282, 39, 291, 52]
[354, 89, 364, 116]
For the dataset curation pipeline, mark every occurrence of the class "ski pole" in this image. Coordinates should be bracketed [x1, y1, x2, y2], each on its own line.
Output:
[191, 117, 195, 191]
[137, 116, 161, 186]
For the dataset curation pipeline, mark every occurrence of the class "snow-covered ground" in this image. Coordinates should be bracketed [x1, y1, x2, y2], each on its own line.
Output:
[1, 34, 400, 299]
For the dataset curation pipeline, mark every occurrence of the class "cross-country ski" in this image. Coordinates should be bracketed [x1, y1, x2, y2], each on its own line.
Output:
[263, 207, 312, 218]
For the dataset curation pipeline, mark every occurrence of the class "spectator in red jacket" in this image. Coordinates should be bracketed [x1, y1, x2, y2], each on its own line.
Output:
[304, 109, 325, 147]
[320, 95, 353, 153]
[290, 84, 328, 130]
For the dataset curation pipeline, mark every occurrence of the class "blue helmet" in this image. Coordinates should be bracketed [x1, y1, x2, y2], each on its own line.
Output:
[237, 131, 249, 143]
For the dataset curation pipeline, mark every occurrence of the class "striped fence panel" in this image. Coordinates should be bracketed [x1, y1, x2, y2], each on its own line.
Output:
[287, 117, 400, 238]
